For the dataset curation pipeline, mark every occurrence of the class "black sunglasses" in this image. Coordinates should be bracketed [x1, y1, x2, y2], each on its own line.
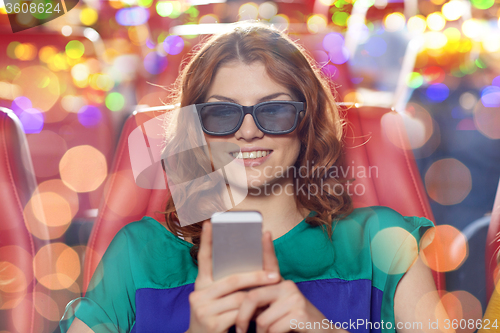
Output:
[195, 101, 305, 136]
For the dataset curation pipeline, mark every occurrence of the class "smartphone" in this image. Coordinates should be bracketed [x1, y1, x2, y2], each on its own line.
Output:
[211, 211, 263, 281]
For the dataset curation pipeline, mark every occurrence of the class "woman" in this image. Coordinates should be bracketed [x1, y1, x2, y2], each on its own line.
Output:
[61, 22, 449, 333]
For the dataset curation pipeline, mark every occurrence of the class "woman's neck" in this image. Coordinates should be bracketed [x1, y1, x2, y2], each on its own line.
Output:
[231, 179, 310, 241]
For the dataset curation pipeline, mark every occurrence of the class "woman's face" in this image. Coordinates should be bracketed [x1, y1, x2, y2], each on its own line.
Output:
[204, 61, 302, 190]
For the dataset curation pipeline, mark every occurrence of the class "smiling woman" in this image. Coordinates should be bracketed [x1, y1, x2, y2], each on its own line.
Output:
[60, 22, 449, 333]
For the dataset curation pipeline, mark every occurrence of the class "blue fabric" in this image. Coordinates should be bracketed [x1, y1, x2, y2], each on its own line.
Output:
[132, 279, 383, 333]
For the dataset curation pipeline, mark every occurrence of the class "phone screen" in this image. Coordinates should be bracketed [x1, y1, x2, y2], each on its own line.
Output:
[211, 211, 263, 281]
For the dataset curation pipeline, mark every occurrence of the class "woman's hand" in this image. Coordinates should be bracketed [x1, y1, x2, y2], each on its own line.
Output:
[186, 221, 281, 333]
[235, 232, 343, 333]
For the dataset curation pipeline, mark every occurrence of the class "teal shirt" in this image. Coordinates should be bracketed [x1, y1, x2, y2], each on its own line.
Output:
[60, 206, 434, 333]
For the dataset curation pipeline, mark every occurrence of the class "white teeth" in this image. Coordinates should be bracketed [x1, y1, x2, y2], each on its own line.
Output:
[231, 150, 271, 159]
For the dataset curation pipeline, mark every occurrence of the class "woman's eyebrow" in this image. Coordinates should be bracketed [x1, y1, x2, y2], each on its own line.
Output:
[206, 92, 293, 103]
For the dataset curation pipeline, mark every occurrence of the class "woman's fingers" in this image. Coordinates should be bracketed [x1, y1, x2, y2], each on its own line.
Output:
[205, 270, 280, 300]
[202, 291, 247, 316]
[262, 231, 281, 276]
[253, 294, 295, 332]
[196, 221, 213, 288]
[235, 284, 281, 333]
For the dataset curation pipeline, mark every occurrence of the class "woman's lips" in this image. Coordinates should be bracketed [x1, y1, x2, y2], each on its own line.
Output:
[229, 151, 273, 167]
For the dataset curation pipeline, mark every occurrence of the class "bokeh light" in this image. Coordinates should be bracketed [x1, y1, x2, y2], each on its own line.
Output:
[473, 99, 500, 139]
[442, 0, 465, 21]
[65, 41, 85, 59]
[0, 260, 28, 309]
[482, 34, 500, 53]
[138, 0, 153, 7]
[62, 25, 73, 37]
[424, 158, 472, 205]
[427, 12, 446, 32]
[426, 83, 450, 102]
[307, 14, 328, 33]
[384, 13, 406, 32]
[14, 43, 37, 61]
[480, 85, 500, 107]
[12, 66, 60, 112]
[259, 1, 278, 19]
[34, 243, 80, 290]
[143, 52, 168, 75]
[71, 63, 90, 82]
[105, 92, 125, 112]
[471, 0, 494, 10]
[163, 35, 184, 55]
[78, 105, 103, 127]
[37, 179, 79, 220]
[332, 12, 349, 27]
[11, 96, 44, 134]
[156, 1, 181, 18]
[59, 145, 108, 193]
[424, 31, 448, 50]
[371, 227, 418, 274]
[459, 92, 477, 110]
[462, 19, 482, 39]
[116, 7, 150, 26]
[407, 72, 424, 88]
[39, 46, 57, 63]
[323, 33, 345, 55]
[270, 14, 289, 29]
[80, 7, 98, 26]
[440, 291, 483, 333]
[443, 27, 461, 44]
[381, 104, 434, 150]
[198, 14, 218, 24]
[420, 225, 468, 272]
[415, 291, 453, 333]
[407, 15, 427, 34]
[34, 291, 61, 321]
[239, 2, 259, 21]
[423, 66, 445, 84]
[7, 41, 21, 59]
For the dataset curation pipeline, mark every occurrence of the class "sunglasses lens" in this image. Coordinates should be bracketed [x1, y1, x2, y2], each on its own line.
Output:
[255, 103, 297, 132]
[200, 104, 242, 134]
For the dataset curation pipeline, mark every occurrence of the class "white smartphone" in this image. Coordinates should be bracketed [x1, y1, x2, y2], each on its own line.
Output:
[211, 211, 263, 281]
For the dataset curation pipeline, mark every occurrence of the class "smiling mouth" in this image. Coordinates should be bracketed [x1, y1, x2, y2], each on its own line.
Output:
[230, 150, 273, 159]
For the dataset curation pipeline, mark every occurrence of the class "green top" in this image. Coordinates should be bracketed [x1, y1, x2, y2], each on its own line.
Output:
[60, 206, 434, 333]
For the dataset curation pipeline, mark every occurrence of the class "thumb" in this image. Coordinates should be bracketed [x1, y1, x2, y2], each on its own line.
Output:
[262, 231, 281, 278]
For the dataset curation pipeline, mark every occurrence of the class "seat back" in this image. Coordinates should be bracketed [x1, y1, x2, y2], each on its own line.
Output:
[486, 178, 500, 301]
[0, 32, 117, 221]
[83, 105, 444, 293]
[0, 108, 51, 332]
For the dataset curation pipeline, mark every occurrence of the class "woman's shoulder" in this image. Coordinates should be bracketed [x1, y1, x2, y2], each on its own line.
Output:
[111, 216, 197, 288]
[117, 216, 193, 248]
[341, 205, 435, 233]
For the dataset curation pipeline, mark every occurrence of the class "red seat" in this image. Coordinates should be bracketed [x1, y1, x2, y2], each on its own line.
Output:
[486, 179, 500, 302]
[0, 32, 117, 221]
[0, 107, 51, 332]
[83, 105, 444, 293]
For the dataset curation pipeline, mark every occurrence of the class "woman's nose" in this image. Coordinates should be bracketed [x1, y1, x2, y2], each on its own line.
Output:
[235, 114, 264, 140]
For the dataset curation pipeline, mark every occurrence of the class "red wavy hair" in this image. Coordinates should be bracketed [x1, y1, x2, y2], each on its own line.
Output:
[162, 22, 353, 264]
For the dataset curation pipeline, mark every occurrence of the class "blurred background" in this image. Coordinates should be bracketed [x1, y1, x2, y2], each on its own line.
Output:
[0, 0, 499, 332]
